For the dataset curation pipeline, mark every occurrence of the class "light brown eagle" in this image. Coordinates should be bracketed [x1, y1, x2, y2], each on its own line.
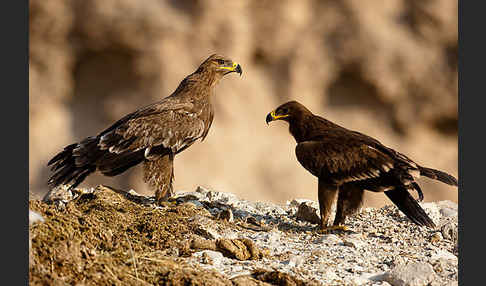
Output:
[48, 54, 242, 203]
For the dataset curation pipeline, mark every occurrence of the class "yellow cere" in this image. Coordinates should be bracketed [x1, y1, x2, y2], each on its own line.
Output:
[219, 62, 239, 71]
[271, 110, 289, 120]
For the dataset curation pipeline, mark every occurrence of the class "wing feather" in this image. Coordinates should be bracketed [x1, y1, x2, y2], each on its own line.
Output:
[98, 98, 210, 155]
[295, 139, 395, 184]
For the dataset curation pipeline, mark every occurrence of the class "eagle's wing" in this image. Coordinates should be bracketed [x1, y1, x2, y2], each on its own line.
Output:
[97, 98, 210, 156]
[295, 139, 396, 185]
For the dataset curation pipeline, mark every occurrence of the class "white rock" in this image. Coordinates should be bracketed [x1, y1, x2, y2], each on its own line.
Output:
[193, 250, 224, 266]
[439, 207, 457, 217]
[352, 275, 371, 285]
[173, 191, 206, 202]
[430, 249, 457, 261]
[318, 234, 342, 244]
[343, 237, 366, 249]
[29, 210, 45, 225]
[288, 199, 319, 209]
[286, 254, 305, 267]
[383, 262, 437, 286]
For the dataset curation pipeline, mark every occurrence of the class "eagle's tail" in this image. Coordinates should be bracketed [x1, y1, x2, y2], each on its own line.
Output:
[385, 186, 435, 228]
[419, 166, 458, 186]
[48, 136, 149, 190]
[47, 137, 101, 190]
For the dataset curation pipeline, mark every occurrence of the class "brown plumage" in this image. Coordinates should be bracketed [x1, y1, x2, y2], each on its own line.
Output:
[48, 54, 242, 203]
[266, 101, 457, 230]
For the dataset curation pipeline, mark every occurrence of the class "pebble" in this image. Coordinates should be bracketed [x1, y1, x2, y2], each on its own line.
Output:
[193, 250, 224, 266]
[343, 238, 366, 249]
[295, 202, 321, 224]
[284, 255, 305, 267]
[219, 208, 234, 222]
[317, 234, 342, 244]
[430, 232, 443, 243]
[29, 210, 45, 225]
[430, 249, 457, 261]
[439, 207, 457, 217]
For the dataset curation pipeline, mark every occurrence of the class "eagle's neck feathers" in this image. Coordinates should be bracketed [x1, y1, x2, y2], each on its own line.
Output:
[289, 114, 338, 143]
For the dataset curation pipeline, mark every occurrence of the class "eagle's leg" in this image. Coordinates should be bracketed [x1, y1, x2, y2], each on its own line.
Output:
[332, 184, 364, 231]
[143, 152, 175, 204]
[317, 178, 339, 233]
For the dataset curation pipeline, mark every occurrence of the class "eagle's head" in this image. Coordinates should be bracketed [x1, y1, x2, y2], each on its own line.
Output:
[266, 101, 312, 124]
[197, 54, 242, 80]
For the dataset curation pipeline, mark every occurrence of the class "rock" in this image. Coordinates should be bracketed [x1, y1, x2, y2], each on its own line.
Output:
[383, 262, 437, 286]
[216, 238, 268, 261]
[207, 190, 239, 205]
[42, 185, 73, 209]
[185, 200, 204, 208]
[430, 232, 443, 244]
[284, 255, 304, 268]
[192, 215, 222, 240]
[441, 222, 458, 242]
[190, 237, 268, 261]
[195, 225, 221, 240]
[29, 210, 45, 225]
[343, 237, 366, 249]
[295, 202, 321, 224]
[314, 234, 342, 245]
[258, 230, 281, 245]
[251, 269, 322, 286]
[288, 199, 319, 209]
[439, 207, 457, 218]
[238, 216, 274, 232]
[356, 272, 387, 284]
[219, 208, 234, 222]
[193, 250, 224, 266]
[171, 190, 207, 203]
[231, 275, 267, 286]
[190, 237, 218, 251]
[430, 249, 457, 261]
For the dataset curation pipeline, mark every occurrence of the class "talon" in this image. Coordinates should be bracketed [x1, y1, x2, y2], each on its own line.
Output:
[158, 200, 176, 207]
[329, 225, 349, 232]
[317, 225, 349, 233]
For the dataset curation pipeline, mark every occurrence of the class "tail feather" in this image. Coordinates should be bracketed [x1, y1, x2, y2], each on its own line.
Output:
[385, 186, 435, 228]
[47, 139, 100, 189]
[47, 144, 77, 167]
[419, 166, 458, 186]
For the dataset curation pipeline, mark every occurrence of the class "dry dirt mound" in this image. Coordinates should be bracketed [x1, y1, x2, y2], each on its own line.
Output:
[29, 186, 315, 285]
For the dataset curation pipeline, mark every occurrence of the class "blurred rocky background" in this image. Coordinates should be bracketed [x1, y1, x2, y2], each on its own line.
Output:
[29, 0, 457, 207]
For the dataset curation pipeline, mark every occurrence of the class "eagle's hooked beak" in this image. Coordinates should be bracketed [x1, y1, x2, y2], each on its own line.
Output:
[234, 62, 242, 76]
[266, 110, 288, 125]
[220, 62, 243, 76]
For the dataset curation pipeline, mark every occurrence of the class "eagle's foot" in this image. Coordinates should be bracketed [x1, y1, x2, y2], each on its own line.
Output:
[157, 200, 177, 207]
[317, 224, 350, 234]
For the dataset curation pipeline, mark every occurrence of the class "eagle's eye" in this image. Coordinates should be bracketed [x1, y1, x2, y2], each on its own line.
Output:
[216, 59, 225, 65]
[281, 108, 289, 114]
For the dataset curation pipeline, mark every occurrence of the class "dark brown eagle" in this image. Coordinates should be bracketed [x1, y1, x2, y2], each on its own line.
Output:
[48, 54, 242, 203]
[266, 101, 457, 230]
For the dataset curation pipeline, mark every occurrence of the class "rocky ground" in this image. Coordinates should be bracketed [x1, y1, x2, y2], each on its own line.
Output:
[30, 185, 458, 285]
